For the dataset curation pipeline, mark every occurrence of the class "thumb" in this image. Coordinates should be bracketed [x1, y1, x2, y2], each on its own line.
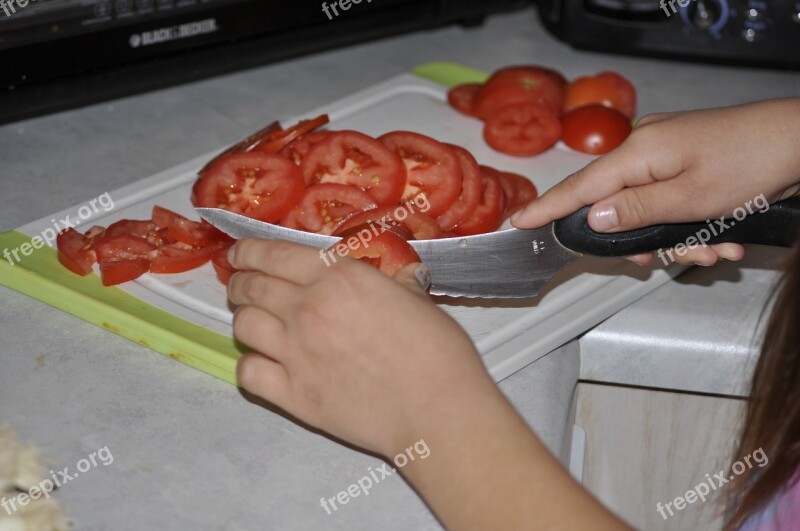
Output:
[587, 176, 701, 232]
[393, 263, 431, 296]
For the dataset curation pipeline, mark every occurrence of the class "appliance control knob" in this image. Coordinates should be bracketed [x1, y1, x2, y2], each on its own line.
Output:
[688, 0, 723, 29]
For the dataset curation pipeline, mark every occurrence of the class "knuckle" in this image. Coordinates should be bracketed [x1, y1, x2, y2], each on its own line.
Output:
[232, 305, 256, 335]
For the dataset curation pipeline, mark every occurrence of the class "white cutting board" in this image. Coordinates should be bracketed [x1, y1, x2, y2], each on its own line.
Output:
[9, 69, 682, 383]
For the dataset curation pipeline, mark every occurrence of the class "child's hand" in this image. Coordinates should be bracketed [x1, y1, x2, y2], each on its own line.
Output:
[513, 99, 800, 265]
[227, 240, 501, 457]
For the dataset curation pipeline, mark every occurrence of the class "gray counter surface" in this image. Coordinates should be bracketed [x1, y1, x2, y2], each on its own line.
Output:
[1, 7, 799, 530]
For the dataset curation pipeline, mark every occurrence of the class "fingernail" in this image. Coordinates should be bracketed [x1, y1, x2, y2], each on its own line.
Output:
[227, 245, 237, 265]
[589, 205, 619, 232]
[510, 209, 524, 224]
[414, 264, 432, 291]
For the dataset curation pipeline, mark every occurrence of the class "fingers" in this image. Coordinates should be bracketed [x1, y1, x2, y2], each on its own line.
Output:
[228, 272, 300, 319]
[228, 239, 328, 285]
[233, 305, 290, 360]
[236, 353, 293, 408]
[511, 140, 655, 229]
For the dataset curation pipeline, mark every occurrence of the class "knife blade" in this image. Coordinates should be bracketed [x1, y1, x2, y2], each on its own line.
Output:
[197, 197, 800, 299]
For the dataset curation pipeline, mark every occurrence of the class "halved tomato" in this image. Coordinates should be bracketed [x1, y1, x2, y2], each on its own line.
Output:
[483, 103, 562, 157]
[453, 169, 505, 236]
[301, 131, 406, 206]
[330, 228, 420, 276]
[561, 105, 632, 155]
[436, 145, 482, 231]
[56, 228, 97, 276]
[474, 66, 566, 118]
[281, 183, 378, 235]
[379, 131, 462, 217]
[192, 152, 305, 223]
[334, 206, 443, 241]
[99, 258, 151, 287]
[447, 83, 482, 117]
[563, 73, 637, 119]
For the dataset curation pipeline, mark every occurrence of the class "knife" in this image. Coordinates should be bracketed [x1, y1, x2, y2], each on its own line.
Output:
[197, 197, 800, 299]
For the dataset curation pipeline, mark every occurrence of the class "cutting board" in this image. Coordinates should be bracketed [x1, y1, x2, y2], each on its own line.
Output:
[0, 62, 683, 384]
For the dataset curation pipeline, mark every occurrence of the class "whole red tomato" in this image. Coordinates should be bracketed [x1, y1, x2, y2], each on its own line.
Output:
[563, 72, 637, 118]
[474, 66, 566, 118]
[561, 105, 632, 155]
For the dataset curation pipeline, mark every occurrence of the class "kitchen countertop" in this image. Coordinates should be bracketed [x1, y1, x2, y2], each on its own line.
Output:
[1, 7, 799, 530]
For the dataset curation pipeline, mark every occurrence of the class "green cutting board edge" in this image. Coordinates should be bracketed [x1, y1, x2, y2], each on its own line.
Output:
[0, 62, 481, 386]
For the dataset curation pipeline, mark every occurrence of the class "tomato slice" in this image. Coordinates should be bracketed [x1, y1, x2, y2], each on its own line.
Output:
[379, 132, 462, 217]
[99, 258, 151, 286]
[484, 167, 518, 214]
[150, 243, 214, 274]
[474, 67, 566, 118]
[435, 145, 482, 231]
[252, 115, 330, 154]
[483, 103, 562, 157]
[279, 130, 334, 165]
[561, 105, 632, 155]
[330, 228, 421, 277]
[452, 169, 505, 236]
[56, 228, 97, 276]
[447, 83, 482, 117]
[596, 72, 637, 119]
[95, 235, 157, 262]
[509, 172, 539, 213]
[563, 74, 637, 119]
[211, 244, 237, 285]
[301, 131, 406, 206]
[192, 152, 305, 223]
[152, 206, 222, 248]
[334, 206, 443, 241]
[281, 183, 378, 235]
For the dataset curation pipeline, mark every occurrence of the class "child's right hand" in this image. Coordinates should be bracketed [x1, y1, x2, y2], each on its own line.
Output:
[512, 98, 800, 265]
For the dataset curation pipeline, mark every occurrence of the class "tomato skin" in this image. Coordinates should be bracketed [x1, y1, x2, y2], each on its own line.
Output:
[564, 73, 637, 119]
[211, 244, 237, 285]
[447, 83, 482, 117]
[56, 228, 97, 276]
[99, 258, 151, 286]
[192, 152, 305, 224]
[474, 67, 565, 118]
[452, 169, 506, 236]
[561, 105, 632, 155]
[436, 145, 482, 231]
[301, 131, 406, 206]
[281, 183, 378, 235]
[483, 103, 562, 157]
[330, 228, 421, 277]
[334, 206, 443, 241]
[379, 131, 462, 217]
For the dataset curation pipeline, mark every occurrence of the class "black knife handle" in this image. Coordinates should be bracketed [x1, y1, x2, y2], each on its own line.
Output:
[553, 197, 800, 257]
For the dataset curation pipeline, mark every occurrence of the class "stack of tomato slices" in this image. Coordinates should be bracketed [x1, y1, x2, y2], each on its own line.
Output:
[57, 115, 539, 285]
[448, 66, 637, 157]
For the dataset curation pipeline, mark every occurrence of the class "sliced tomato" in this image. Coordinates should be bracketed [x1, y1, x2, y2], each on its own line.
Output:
[330, 228, 420, 277]
[252, 115, 330, 154]
[484, 167, 518, 214]
[563, 74, 637, 119]
[334, 206, 443, 241]
[150, 243, 214, 274]
[281, 183, 378, 235]
[56, 228, 97, 276]
[211, 244, 237, 285]
[99, 258, 151, 286]
[436, 145, 482, 231]
[379, 131, 462, 217]
[152, 206, 221, 248]
[447, 83, 482, 117]
[453, 169, 505, 236]
[279, 130, 334, 165]
[509, 172, 538, 212]
[95, 235, 157, 262]
[192, 152, 305, 223]
[483, 103, 562, 157]
[474, 67, 566, 118]
[561, 105, 632, 155]
[301, 131, 406, 206]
